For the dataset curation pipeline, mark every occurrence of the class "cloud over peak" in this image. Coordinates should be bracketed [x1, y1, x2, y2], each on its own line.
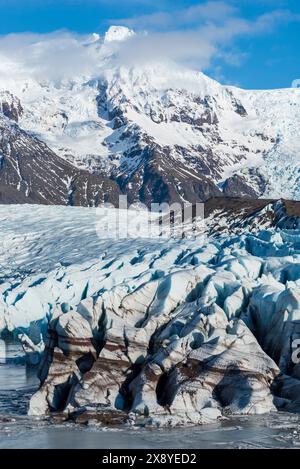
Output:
[0, 1, 299, 84]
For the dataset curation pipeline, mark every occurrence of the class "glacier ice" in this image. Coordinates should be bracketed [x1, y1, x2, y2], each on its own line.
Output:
[1, 204, 300, 424]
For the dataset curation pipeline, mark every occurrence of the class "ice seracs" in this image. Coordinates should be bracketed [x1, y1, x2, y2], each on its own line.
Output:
[1, 23, 300, 425]
[1, 202, 300, 425]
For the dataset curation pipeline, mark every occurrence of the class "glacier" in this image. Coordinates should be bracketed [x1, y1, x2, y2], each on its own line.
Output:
[1, 25, 300, 425]
[1, 203, 300, 425]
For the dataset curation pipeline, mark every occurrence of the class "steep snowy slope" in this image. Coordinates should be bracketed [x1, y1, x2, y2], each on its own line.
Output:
[0, 90, 121, 205]
[0, 113, 121, 205]
[0, 26, 300, 205]
[230, 87, 300, 199]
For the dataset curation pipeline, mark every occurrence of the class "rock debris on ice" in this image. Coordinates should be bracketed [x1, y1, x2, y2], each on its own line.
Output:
[1, 204, 300, 425]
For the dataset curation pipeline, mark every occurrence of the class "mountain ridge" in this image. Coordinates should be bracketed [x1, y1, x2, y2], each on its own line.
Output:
[0, 26, 299, 206]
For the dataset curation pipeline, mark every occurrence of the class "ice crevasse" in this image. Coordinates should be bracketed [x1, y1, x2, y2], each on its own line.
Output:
[1, 206, 300, 425]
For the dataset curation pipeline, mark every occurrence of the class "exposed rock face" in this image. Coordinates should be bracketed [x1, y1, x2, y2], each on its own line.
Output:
[0, 87, 223, 207]
[0, 91, 23, 122]
[223, 174, 261, 198]
[95, 72, 273, 205]
[119, 147, 222, 206]
[1, 30, 300, 206]
[204, 198, 300, 234]
[0, 114, 121, 206]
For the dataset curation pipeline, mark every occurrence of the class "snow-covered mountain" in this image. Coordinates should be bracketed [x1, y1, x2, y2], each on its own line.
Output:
[0, 26, 300, 206]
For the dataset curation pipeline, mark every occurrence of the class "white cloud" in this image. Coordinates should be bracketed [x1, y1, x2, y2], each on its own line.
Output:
[0, 31, 103, 81]
[0, 1, 298, 83]
[105, 2, 300, 70]
[111, 7, 300, 69]
[117, 1, 239, 30]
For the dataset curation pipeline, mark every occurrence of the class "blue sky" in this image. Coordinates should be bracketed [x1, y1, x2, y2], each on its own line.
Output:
[0, 0, 299, 89]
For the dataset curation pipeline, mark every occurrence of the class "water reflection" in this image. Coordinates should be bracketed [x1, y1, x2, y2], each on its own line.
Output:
[0, 340, 39, 390]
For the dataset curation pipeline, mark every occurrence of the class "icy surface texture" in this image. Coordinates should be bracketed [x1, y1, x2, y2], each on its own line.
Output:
[1, 204, 300, 425]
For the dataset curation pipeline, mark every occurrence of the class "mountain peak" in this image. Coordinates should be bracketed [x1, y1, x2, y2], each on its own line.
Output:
[104, 25, 135, 43]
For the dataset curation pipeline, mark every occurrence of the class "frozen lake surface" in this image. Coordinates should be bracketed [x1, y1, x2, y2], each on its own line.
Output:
[1, 343, 300, 449]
